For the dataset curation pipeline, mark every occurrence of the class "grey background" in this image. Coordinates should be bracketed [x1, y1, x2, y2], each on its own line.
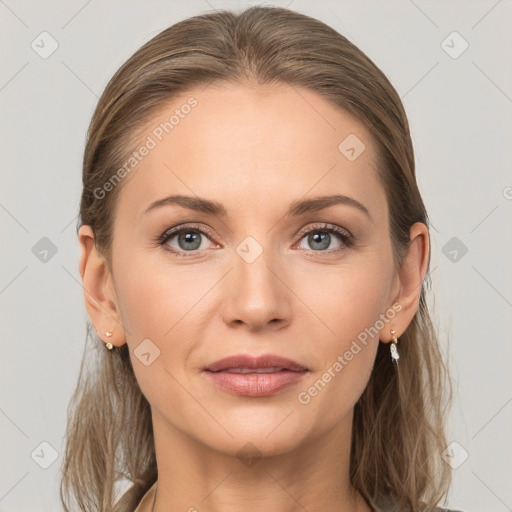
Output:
[1, 0, 511, 510]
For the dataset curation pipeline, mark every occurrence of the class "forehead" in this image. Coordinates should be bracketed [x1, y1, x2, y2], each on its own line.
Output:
[115, 82, 385, 223]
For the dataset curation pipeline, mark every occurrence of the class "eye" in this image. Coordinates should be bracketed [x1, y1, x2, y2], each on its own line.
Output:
[157, 222, 353, 258]
[158, 224, 217, 257]
[295, 223, 353, 254]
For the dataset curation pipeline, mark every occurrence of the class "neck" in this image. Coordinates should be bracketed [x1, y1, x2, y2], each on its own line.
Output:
[149, 408, 372, 512]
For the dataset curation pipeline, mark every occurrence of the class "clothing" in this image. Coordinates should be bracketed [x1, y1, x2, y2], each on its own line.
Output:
[373, 494, 464, 512]
[133, 482, 464, 512]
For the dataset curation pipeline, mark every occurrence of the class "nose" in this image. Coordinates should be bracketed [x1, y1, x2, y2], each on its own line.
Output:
[222, 245, 292, 332]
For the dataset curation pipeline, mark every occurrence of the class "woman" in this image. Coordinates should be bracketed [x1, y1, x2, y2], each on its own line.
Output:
[60, 6, 463, 512]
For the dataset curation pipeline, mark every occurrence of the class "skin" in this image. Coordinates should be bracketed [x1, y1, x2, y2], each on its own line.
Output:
[79, 82, 429, 512]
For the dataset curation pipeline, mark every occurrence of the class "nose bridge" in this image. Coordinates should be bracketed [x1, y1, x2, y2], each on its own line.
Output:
[223, 233, 291, 329]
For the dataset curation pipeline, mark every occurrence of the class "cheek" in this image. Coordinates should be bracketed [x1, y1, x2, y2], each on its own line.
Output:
[112, 256, 203, 409]
[113, 251, 204, 339]
[296, 273, 383, 426]
[297, 344, 377, 435]
[292, 257, 390, 411]
[293, 256, 392, 342]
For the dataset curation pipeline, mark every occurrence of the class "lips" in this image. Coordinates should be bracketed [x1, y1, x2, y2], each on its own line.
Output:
[203, 354, 308, 397]
[204, 354, 308, 373]
[222, 367, 287, 374]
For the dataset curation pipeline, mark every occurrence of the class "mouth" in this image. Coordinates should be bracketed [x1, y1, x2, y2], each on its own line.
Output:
[203, 354, 308, 397]
[216, 367, 293, 374]
[204, 354, 308, 373]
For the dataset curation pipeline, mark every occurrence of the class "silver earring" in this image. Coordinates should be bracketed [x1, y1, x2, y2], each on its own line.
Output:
[104, 330, 114, 350]
[390, 330, 399, 363]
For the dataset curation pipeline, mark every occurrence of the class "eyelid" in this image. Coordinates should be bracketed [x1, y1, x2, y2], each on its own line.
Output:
[294, 222, 352, 242]
[158, 222, 216, 244]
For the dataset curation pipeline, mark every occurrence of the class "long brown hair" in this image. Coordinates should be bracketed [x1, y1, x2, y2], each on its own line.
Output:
[61, 6, 452, 511]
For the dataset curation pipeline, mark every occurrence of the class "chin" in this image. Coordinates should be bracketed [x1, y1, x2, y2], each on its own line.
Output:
[198, 416, 310, 459]
[214, 435, 305, 462]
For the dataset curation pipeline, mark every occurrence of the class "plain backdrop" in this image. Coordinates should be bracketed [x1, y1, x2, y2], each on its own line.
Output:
[1, 1, 511, 511]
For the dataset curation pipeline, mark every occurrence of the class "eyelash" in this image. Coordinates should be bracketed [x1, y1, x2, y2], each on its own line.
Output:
[157, 223, 353, 258]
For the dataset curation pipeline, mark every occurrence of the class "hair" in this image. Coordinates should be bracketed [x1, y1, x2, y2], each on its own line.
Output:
[61, 6, 453, 512]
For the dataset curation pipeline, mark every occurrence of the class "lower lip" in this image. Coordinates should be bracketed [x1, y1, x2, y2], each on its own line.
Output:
[203, 370, 308, 397]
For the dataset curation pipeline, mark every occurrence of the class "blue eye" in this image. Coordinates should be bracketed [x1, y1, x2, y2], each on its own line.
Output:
[296, 224, 352, 253]
[159, 225, 213, 256]
[158, 223, 352, 257]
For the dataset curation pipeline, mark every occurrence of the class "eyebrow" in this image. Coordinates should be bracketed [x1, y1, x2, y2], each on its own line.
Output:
[142, 194, 371, 221]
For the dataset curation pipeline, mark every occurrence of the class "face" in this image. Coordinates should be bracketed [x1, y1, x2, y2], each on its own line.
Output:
[107, 82, 401, 457]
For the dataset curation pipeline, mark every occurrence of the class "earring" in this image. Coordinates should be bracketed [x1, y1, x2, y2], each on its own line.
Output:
[390, 330, 399, 363]
[104, 330, 114, 350]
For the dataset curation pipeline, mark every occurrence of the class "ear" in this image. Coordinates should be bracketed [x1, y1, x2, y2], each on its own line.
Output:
[78, 225, 126, 347]
[380, 222, 430, 343]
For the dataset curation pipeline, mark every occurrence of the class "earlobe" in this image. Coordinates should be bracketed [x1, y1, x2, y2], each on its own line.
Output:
[380, 222, 429, 343]
[78, 225, 125, 347]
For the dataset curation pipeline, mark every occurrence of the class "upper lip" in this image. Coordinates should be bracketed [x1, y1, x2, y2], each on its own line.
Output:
[204, 354, 308, 372]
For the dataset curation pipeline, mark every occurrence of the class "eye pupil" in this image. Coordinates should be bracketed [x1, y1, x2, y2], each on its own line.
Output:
[308, 232, 330, 251]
